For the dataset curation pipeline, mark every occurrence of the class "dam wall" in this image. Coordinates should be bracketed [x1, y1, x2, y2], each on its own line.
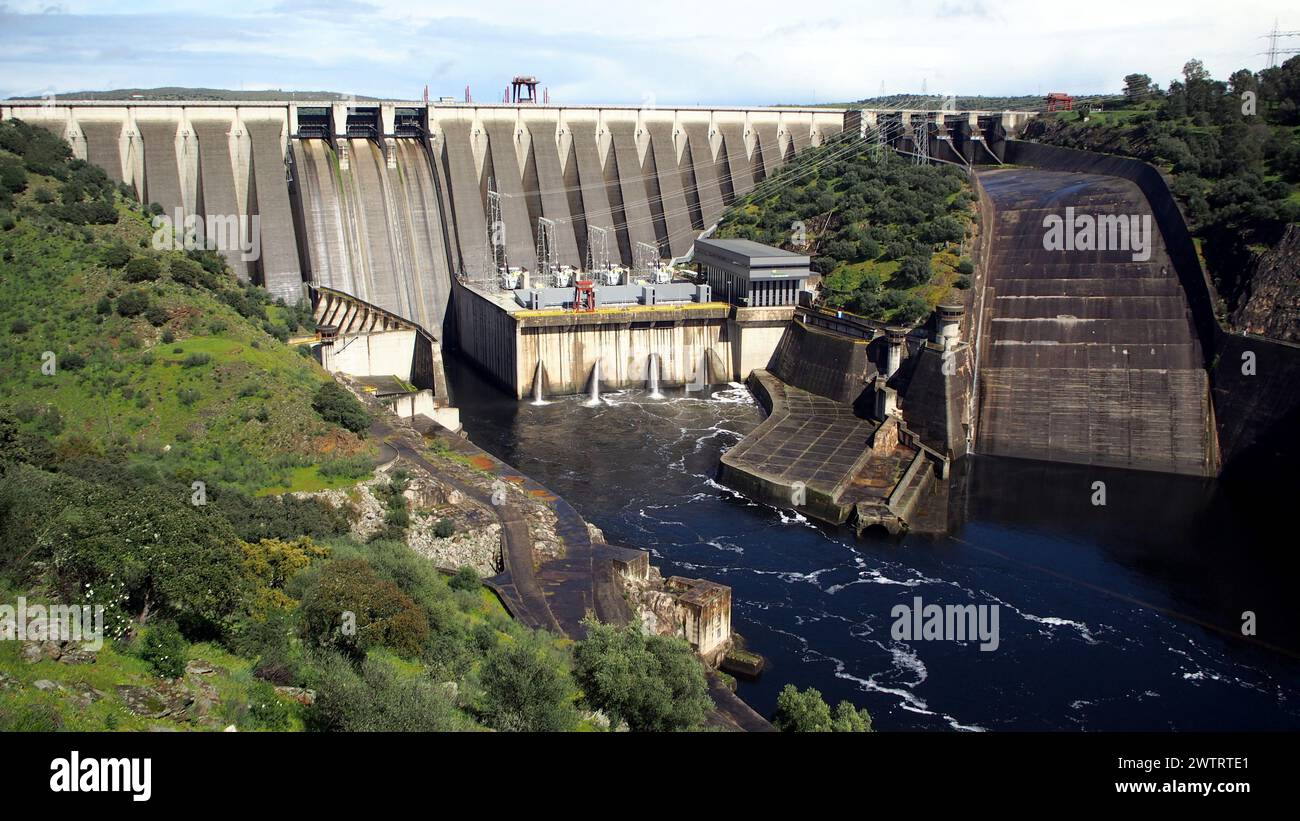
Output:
[1000, 140, 1218, 360]
[768, 320, 874, 405]
[2, 99, 844, 341]
[998, 140, 1300, 478]
[974, 166, 1215, 476]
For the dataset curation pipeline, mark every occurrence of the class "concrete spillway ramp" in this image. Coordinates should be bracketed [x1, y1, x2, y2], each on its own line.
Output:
[247, 120, 303, 304]
[79, 120, 125, 183]
[751, 122, 782, 180]
[438, 116, 491, 278]
[483, 120, 538, 272]
[524, 120, 581, 266]
[192, 120, 249, 282]
[294, 138, 452, 336]
[607, 120, 659, 257]
[566, 116, 617, 256]
[645, 121, 695, 258]
[137, 119, 184, 216]
[683, 122, 726, 229]
[717, 122, 755, 199]
[974, 167, 1214, 475]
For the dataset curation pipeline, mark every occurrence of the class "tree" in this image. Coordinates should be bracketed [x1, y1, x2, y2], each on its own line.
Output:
[0, 464, 248, 639]
[115, 289, 150, 317]
[298, 558, 429, 660]
[894, 255, 933, 288]
[123, 256, 161, 283]
[312, 381, 371, 436]
[774, 684, 833, 731]
[572, 617, 711, 732]
[774, 684, 873, 732]
[1124, 73, 1154, 103]
[304, 652, 469, 732]
[478, 629, 578, 732]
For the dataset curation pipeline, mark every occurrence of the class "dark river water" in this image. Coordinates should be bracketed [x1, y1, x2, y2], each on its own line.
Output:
[446, 354, 1300, 731]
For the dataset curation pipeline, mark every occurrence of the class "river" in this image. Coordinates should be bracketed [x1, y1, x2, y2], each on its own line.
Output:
[445, 354, 1300, 731]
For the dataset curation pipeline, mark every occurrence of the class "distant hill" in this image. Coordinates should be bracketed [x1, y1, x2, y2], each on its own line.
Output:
[784, 93, 1123, 112]
[6, 87, 379, 102]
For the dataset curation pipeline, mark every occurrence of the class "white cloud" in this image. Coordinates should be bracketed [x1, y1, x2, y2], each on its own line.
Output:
[0, 0, 1295, 103]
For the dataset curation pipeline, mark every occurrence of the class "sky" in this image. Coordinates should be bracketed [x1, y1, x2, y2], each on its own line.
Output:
[0, 0, 1296, 105]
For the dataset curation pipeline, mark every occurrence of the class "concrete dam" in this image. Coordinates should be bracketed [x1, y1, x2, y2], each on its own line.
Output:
[0, 99, 849, 337]
[5, 96, 1262, 483]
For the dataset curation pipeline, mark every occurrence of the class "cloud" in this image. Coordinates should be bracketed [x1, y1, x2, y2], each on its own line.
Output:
[0, 0, 1294, 105]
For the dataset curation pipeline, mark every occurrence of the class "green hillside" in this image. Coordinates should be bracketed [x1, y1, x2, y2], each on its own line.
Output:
[715, 136, 975, 325]
[0, 119, 729, 733]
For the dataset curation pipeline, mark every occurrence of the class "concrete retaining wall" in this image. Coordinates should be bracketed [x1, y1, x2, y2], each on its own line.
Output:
[768, 320, 873, 405]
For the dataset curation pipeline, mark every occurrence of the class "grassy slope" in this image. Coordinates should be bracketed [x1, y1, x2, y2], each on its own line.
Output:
[0, 159, 375, 493]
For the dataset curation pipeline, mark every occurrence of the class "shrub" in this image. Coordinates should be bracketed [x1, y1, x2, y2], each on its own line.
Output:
[435, 518, 456, 539]
[168, 257, 207, 288]
[95, 295, 112, 315]
[138, 621, 189, 678]
[317, 455, 372, 479]
[298, 558, 429, 660]
[145, 304, 169, 327]
[115, 289, 150, 317]
[161, 329, 175, 344]
[100, 242, 132, 269]
[59, 351, 86, 370]
[244, 680, 293, 730]
[448, 565, 478, 592]
[478, 629, 579, 732]
[181, 352, 211, 368]
[9, 319, 29, 334]
[956, 258, 975, 275]
[303, 652, 468, 732]
[312, 381, 371, 436]
[34, 187, 54, 204]
[773, 684, 873, 732]
[894, 255, 933, 288]
[572, 617, 711, 732]
[123, 256, 161, 283]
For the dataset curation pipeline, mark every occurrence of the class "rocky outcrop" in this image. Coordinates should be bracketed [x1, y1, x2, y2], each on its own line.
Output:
[1231, 223, 1300, 343]
[293, 461, 503, 576]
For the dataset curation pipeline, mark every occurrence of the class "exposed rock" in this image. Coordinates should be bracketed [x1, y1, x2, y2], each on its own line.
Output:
[273, 686, 316, 706]
[19, 643, 43, 664]
[1232, 224, 1300, 343]
[58, 647, 98, 665]
[116, 684, 190, 719]
[185, 659, 221, 676]
[33, 679, 59, 691]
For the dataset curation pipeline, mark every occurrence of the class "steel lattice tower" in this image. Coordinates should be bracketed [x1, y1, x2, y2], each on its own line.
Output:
[586, 225, 610, 273]
[485, 178, 506, 284]
[536, 217, 558, 286]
